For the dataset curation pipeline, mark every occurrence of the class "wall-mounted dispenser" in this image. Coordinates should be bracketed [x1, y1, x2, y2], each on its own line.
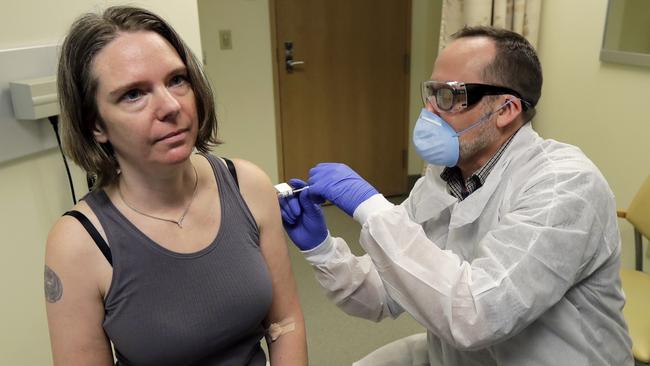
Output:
[10, 76, 58, 120]
[0, 44, 59, 164]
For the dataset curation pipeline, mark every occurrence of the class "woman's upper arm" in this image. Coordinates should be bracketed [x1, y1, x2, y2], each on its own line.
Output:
[45, 215, 113, 366]
[233, 159, 304, 323]
[233, 159, 308, 363]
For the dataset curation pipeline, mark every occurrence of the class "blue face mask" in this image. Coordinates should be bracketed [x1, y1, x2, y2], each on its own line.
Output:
[412, 100, 512, 167]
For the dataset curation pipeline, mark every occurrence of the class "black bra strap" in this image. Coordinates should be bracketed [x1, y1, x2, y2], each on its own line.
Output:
[222, 157, 239, 188]
[64, 210, 113, 266]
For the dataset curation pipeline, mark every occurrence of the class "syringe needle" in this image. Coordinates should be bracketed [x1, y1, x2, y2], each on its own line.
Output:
[291, 186, 309, 194]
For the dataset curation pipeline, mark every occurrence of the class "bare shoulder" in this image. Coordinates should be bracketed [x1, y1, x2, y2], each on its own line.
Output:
[228, 158, 276, 196]
[229, 158, 274, 187]
[48, 203, 96, 259]
[228, 158, 278, 226]
[45, 201, 109, 295]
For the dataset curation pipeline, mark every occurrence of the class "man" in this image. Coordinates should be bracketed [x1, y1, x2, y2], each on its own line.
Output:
[280, 26, 633, 365]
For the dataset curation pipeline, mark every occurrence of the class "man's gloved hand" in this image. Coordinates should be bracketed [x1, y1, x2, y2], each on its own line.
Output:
[308, 163, 379, 216]
[279, 179, 328, 250]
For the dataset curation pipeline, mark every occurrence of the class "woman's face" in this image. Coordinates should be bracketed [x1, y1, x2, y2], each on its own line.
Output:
[91, 31, 198, 169]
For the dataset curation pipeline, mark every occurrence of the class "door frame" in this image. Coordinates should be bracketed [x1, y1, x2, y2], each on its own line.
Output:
[268, 0, 284, 181]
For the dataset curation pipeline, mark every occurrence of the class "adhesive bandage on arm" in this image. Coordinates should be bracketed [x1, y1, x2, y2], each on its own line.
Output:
[266, 317, 296, 342]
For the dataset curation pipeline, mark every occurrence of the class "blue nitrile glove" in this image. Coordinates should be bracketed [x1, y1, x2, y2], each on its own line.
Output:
[308, 163, 379, 216]
[279, 179, 328, 250]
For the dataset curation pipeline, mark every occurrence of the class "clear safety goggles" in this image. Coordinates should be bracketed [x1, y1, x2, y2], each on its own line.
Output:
[421, 80, 531, 113]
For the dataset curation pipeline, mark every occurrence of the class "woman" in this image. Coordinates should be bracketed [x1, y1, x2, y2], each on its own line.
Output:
[44, 6, 307, 365]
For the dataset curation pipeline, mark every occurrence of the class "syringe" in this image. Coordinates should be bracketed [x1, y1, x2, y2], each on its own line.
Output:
[274, 182, 310, 198]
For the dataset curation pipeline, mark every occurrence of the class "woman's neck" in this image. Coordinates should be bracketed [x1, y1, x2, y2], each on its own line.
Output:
[114, 157, 198, 210]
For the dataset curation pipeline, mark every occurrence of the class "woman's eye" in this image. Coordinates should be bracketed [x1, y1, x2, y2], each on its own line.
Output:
[169, 74, 188, 87]
[121, 89, 143, 102]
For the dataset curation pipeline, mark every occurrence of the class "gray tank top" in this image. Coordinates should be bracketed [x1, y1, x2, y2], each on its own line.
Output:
[84, 154, 273, 366]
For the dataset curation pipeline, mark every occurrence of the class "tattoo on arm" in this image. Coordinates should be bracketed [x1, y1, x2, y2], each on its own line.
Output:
[44, 265, 63, 303]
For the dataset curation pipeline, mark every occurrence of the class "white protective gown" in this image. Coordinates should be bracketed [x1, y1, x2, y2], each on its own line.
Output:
[303, 124, 633, 365]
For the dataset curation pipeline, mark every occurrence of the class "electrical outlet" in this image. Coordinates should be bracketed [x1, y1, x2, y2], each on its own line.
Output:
[219, 30, 233, 50]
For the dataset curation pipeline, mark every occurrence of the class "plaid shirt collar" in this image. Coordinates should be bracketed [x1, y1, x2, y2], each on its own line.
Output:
[440, 131, 518, 200]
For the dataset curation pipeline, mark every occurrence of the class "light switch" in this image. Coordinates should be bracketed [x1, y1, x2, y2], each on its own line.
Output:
[219, 30, 233, 50]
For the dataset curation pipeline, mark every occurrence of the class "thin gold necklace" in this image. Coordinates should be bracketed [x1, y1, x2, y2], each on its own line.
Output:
[118, 164, 199, 228]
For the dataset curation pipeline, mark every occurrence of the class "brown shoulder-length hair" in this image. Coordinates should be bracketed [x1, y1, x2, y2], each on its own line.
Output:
[58, 6, 220, 189]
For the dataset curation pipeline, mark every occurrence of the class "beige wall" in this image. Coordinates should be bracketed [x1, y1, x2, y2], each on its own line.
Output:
[0, 1, 201, 364]
[197, 0, 280, 183]
[408, 0, 442, 174]
[1, 0, 649, 364]
[535, 0, 650, 269]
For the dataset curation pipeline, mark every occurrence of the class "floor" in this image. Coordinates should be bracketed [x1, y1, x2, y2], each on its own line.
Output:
[285, 196, 425, 365]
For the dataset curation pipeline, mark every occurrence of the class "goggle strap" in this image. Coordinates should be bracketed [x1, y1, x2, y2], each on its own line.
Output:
[455, 99, 512, 136]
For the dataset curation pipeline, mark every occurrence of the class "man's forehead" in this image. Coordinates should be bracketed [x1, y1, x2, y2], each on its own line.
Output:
[431, 37, 496, 82]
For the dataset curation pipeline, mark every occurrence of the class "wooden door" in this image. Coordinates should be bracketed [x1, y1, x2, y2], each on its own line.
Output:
[273, 0, 411, 196]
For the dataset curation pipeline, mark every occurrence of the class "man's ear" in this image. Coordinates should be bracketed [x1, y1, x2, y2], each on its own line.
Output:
[495, 97, 523, 129]
[93, 122, 109, 143]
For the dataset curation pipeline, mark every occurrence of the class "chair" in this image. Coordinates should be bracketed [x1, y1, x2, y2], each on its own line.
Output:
[618, 175, 650, 365]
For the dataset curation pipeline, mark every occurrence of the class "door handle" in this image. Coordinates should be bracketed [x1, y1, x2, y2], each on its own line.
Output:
[286, 60, 305, 72]
[284, 41, 305, 73]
